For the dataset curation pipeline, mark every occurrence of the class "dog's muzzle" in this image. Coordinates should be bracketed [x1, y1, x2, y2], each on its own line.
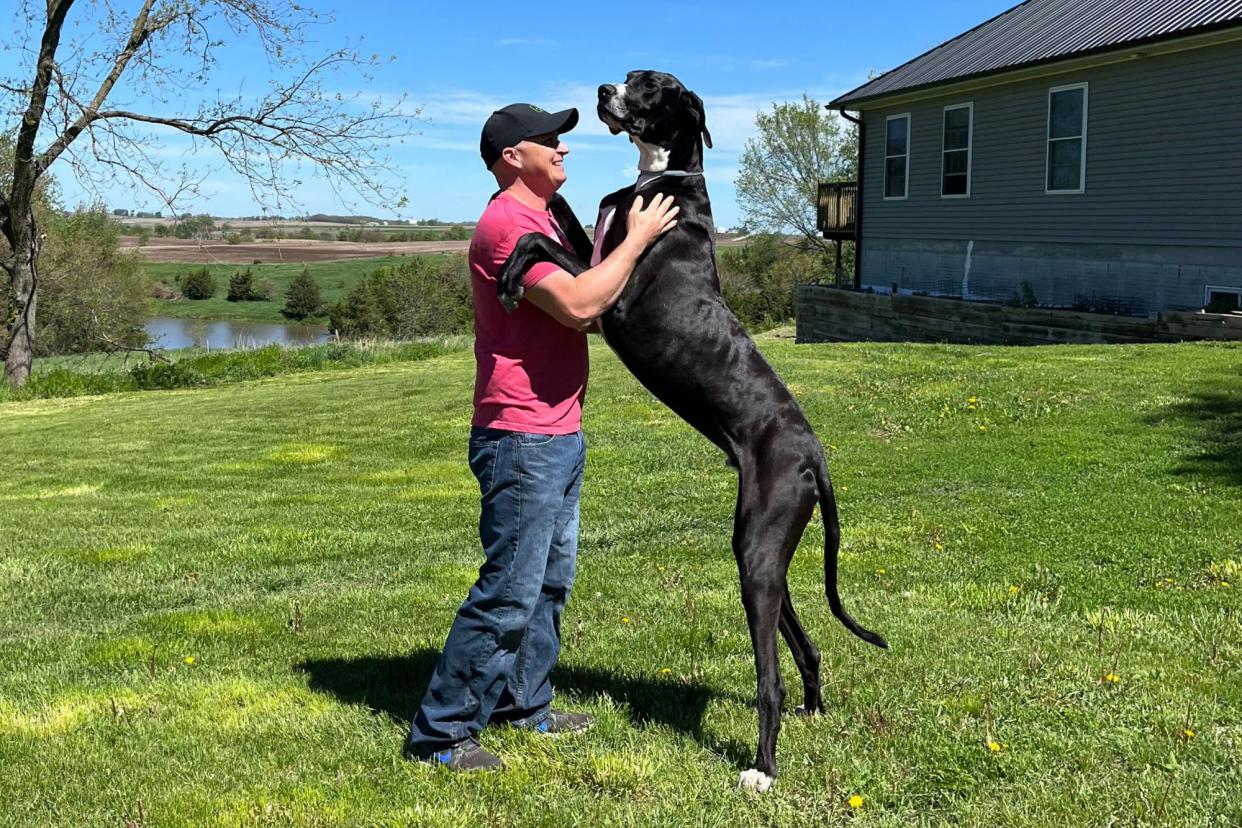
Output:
[597, 84, 628, 134]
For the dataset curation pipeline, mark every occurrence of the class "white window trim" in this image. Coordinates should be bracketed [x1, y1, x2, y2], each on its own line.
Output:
[1045, 82, 1088, 195]
[1204, 285, 1242, 305]
[940, 102, 973, 199]
[884, 113, 911, 201]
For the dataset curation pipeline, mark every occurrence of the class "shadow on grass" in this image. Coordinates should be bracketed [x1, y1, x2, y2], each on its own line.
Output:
[297, 648, 751, 767]
[1149, 370, 1242, 486]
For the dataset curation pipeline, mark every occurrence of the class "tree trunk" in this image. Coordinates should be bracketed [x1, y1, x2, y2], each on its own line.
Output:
[3, 217, 39, 389]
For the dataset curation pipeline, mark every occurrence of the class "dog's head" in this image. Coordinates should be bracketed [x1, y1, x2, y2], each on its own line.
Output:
[597, 70, 713, 166]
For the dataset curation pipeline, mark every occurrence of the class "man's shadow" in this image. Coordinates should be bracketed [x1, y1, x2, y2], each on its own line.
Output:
[296, 648, 751, 767]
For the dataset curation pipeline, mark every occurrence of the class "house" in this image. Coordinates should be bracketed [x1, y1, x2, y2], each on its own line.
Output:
[821, 0, 1242, 314]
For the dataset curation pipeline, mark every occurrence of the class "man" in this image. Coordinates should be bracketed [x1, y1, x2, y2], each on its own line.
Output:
[405, 103, 678, 770]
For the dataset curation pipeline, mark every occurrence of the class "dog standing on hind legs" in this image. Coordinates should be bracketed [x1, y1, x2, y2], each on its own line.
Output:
[497, 70, 888, 792]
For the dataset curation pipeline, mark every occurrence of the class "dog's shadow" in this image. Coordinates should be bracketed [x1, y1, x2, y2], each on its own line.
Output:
[296, 648, 752, 767]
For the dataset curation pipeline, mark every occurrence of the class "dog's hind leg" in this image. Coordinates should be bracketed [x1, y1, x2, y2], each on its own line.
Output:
[778, 588, 824, 716]
[734, 461, 818, 792]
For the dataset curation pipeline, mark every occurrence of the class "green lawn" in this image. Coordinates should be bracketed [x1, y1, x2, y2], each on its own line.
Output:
[0, 337, 1239, 826]
[145, 256, 433, 323]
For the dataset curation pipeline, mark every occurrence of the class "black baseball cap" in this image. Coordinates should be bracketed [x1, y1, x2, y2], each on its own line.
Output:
[480, 103, 579, 170]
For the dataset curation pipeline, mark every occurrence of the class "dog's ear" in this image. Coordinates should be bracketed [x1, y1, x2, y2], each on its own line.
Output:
[683, 90, 713, 149]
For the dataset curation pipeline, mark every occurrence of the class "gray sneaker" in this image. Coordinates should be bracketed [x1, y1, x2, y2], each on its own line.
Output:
[406, 737, 504, 771]
[533, 710, 595, 735]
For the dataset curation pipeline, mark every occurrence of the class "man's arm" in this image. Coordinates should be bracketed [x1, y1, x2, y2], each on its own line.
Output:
[524, 194, 678, 331]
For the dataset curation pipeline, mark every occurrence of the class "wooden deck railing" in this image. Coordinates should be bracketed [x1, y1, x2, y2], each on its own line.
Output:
[817, 181, 858, 240]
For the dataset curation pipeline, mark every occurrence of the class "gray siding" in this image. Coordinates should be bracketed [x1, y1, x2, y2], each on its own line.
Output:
[857, 39, 1242, 310]
[862, 39, 1242, 245]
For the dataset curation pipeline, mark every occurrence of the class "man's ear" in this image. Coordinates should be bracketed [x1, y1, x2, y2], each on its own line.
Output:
[684, 90, 713, 149]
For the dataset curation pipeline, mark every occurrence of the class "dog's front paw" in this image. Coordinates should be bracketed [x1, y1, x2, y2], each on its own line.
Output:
[737, 768, 774, 793]
[498, 284, 523, 313]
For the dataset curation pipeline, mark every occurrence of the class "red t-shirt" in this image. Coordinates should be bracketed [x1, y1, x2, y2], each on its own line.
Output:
[469, 191, 588, 434]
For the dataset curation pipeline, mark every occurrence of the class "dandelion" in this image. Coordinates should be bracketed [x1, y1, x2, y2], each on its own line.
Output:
[1104, 672, 1120, 684]
[934, 542, 944, 552]
[183, 656, 195, 666]
[967, 396, 979, 405]
[1222, 581, 1231, 588]
[978, 425, 988, 433]
[1009, 585, 1020, 595]
[876, 568, 887, 576]
[621, 616, 631, 624]
[841, 485, 849, 492]
[1183, 728, 1196, 739]
[848, 795, 863, 809]
[987, 740, 1003, 753]
[658, 667, 672, 675]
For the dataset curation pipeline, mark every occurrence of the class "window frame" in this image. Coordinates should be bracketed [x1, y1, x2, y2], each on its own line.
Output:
[883, 113, 911, 201]
[1045, 82, 1089, 195]
[1204, 285, 1242, 309]
[940, 102, 974, 199]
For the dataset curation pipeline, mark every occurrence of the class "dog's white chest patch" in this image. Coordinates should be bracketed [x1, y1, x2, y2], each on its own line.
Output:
[634, 137, 671, 172]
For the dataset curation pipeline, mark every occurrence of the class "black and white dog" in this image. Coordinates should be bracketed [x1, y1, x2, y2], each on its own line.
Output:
[497, 70, 887, 792]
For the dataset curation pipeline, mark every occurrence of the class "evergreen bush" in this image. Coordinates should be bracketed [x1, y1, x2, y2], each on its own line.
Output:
[283, 267, 323, 319]
[227, 268, 262, 302]
[179, 266, 216, 300]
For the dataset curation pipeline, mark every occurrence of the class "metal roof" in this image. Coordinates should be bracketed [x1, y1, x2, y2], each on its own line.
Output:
[831, 0, 1242, 107]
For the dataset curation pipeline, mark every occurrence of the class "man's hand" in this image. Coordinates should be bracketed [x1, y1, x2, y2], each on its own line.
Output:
[626, 193, 679, 249]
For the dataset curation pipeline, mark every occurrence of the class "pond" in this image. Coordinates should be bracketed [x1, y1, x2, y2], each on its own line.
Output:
[145, 317, 331, 350]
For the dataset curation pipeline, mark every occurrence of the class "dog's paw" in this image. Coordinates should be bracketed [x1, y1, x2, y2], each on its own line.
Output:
[737, 768, 774, 793]
[498, 285, 523, 313]
[794, 703, 823, 718]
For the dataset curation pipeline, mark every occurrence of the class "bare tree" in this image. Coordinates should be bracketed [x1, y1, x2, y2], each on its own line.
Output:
[735, 95, 856, 255]
[0, 0, 416, 387]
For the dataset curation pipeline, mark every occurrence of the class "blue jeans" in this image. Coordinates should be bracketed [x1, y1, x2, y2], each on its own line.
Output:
[408, 427, 586, 752]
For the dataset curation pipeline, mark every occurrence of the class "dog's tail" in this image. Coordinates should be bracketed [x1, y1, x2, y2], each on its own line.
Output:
[816, 454, 888, 649]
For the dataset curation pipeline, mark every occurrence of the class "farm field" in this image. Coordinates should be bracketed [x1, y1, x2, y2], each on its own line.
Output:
[0, 337, 1238, 826]
[125, 237, 472, 264]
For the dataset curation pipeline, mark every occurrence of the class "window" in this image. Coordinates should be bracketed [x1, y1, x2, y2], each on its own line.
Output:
[1205, 285, 1242, 310]
[1046, 83, 1088, 193]
[942, 103, 973, 197]
[884, 114, 910, 199]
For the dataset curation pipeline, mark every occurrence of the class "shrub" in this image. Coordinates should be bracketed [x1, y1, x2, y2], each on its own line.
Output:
[330, 277, 388, 338]
[129, 360, 206, 390]
[227, 268, 261, 302]
[283, 267, 323, 319]
[150, 281, 180, 300]
[179, 267, 216, 300]
[717, 235, 828, 331]
[36, 206, 150, 355]
[329, 255, 472, 339]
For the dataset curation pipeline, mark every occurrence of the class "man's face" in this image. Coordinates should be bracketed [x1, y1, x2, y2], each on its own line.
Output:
[508, 132, 568, 192]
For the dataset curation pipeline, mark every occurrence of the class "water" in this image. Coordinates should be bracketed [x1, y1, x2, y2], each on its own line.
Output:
[145, 316, 331, 350]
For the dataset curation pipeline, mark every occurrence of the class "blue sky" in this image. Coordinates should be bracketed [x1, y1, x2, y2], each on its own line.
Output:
[11, 0, 1017, 228]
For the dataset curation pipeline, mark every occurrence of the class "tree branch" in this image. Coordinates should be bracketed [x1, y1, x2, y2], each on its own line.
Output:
[11, 0, 75, 208]
[37, 0, 160, 174]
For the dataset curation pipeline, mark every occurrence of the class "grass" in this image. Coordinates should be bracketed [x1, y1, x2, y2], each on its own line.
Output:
[144, 255, 438, 323]
[0, 336, 1239, 826]
[0, 339, 471, 401]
